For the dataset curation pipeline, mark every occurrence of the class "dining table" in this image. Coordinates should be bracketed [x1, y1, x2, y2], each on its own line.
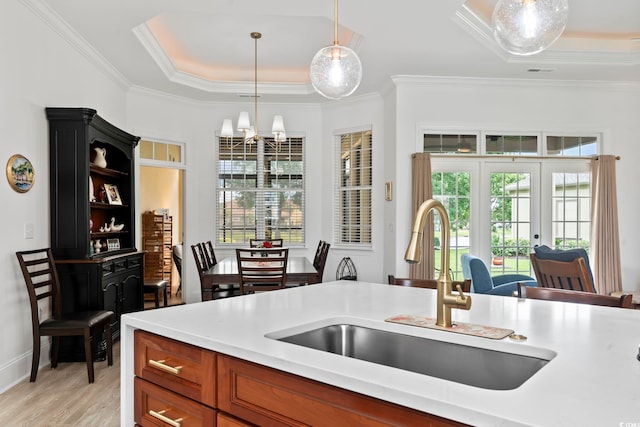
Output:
[201, 256, 319, 300]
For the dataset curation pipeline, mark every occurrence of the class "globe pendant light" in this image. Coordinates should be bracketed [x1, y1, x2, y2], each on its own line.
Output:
[310, 0, 362, 99]
[492, 0, 569, 56]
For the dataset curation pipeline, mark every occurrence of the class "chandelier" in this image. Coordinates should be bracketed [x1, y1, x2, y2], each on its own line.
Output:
[309, 0, 362, 99]
[220, 32, 286, 150]
[492, 0, 569, 56]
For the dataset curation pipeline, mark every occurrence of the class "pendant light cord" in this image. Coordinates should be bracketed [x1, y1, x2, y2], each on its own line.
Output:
[252, 32, 260, 137]
[333, 0, 339, 45]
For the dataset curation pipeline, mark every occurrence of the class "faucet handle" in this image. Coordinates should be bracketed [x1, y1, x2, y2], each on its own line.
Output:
[455, 284, 466, 299]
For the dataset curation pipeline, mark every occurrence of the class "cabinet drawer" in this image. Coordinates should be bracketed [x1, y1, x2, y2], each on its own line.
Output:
[135, 330, 216, 407]
[135, 377, 216, 427]
[218, 355, 465, 427]
[217, 412, 253, 427]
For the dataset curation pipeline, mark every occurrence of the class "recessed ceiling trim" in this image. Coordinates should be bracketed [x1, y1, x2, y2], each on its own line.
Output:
[132, 22, 177, 79]
[455, 3, 640, 66]
[133, 21, 315, 95]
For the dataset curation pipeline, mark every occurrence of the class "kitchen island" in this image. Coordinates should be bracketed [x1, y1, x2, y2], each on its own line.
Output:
[121, 281, 640, 426]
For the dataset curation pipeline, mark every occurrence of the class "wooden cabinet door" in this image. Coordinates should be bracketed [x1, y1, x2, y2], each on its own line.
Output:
[217, 355, 466, 427]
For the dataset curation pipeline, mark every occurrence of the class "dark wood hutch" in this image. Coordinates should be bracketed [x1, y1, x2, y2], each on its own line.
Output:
[47, 107, 144, 361]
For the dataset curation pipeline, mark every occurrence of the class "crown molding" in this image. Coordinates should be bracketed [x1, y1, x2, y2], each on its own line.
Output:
[454, 4, 640, 67]
[390, 75, 640, 91]
[133, 21, 315, 96]
[20, 0, 131, 90]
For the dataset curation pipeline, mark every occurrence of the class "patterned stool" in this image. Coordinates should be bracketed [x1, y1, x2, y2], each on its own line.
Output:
[144, 280, 168, 308]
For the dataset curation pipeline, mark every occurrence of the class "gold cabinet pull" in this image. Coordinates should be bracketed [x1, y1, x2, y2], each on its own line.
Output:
[148, 359, 183, 375]
[149, 409, 183, 427]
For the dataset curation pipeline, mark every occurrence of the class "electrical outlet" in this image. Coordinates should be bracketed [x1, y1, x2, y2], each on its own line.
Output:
[24, 223, 34, 239]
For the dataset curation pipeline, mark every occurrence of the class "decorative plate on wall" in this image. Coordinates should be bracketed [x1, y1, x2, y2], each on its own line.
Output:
[6, 154, 35, 193]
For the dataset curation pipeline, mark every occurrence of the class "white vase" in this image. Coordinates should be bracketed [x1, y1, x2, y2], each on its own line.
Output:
[94, 147, 107, 168]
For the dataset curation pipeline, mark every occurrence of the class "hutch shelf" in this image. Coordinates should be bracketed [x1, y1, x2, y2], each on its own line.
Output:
[47, 107, 144, 361]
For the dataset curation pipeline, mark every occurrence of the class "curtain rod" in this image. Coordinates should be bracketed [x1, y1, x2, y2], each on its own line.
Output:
[414, 153, 621, 160]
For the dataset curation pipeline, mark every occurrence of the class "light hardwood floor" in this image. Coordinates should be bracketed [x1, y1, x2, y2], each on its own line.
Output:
[0, 342, 121, 427]
[0, 294, 184, 426]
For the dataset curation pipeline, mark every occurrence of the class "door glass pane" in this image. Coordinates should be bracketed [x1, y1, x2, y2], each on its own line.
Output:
[551, 172, 591, 250]
[432, 171, 470, 281]
[490, 172, 532, 276]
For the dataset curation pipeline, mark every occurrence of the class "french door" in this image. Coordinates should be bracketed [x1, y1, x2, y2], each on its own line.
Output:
[432, 158, 591, 280]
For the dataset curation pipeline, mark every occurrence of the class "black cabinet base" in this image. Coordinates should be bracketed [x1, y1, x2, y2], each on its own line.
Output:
[55, 252, 144, 362]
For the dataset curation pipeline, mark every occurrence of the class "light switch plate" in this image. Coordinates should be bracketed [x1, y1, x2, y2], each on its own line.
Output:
[24, 223, 34, 239]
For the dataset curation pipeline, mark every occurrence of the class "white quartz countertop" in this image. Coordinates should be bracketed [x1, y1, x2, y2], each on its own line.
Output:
[120, 281, 640, 426]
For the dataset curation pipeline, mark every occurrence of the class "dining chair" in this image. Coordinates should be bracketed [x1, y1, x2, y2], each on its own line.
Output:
[15, 248, 114, 383]
[249, 238, 284, 248]
[517, 283, 631, 308]
[312, 241, 330, 283]
[529, 253, 596, 293]
[192, 243, 219, 300]
[172, 244, 182, 296]
[236, 248, 288, 295]
[388, 275, 471, 292]
[203, 240, 217, 270]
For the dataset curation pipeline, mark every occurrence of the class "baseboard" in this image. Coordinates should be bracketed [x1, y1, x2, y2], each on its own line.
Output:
[0, 341, 51, 394]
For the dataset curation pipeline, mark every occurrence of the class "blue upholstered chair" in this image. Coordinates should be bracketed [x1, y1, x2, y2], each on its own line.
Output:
[461, 254, 537, 296]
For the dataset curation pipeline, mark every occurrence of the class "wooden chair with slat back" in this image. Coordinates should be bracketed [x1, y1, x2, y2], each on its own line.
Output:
[530, 253, 596, 293]
[312, 241, 330, 283]
[204, 240, 217, 269]
[236, 248, 288, 295]
[388, 275, 471, 292]
[192, 243, 219, 300]
[249, 239, 284, 248]
[517, 283, 632, 308]
[15, 248, 114, 383]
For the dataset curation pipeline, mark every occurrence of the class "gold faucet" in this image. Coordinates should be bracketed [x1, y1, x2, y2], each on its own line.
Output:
[405, 199, 471, 328]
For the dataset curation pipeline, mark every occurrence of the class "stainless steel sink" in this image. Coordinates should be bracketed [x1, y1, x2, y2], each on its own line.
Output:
[270, 323, 554, 390]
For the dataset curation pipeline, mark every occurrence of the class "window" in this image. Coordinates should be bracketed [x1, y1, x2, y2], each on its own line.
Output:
[336, 130, 372, 245]
[216, 137, 304, 245]
[424, 134, 477, 154]
[140, 140, 184, 165]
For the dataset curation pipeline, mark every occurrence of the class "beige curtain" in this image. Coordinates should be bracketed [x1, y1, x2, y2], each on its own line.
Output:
[409, 153, 434, 280]
[590, 155, 622, 294]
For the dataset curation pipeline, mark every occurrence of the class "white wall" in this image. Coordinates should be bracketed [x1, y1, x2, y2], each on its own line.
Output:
[390, 77, 640, 290]
[320, 94, 386, 283]
[0, 0, 129, 392]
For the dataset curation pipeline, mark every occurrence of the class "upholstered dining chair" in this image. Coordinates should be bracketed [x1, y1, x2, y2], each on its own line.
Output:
[16, 248, 114, 383]
[461, 254, 537, 296]
[236, 247, 288, 294]
[387, 275, 471, 292]
[517, 283, 631, 308]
